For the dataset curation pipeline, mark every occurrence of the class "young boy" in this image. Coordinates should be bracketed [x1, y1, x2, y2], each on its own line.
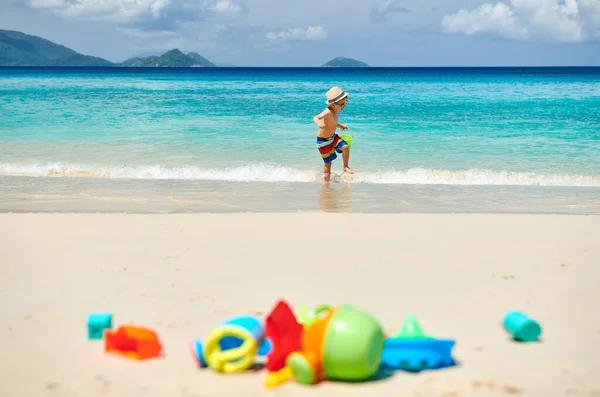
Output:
[313, 86, 353, 182]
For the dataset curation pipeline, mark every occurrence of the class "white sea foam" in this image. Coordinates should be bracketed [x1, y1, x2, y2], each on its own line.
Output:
[0, 162, 599, 187]
[0, 163, 319, 182]
[356, 168, 600, 187]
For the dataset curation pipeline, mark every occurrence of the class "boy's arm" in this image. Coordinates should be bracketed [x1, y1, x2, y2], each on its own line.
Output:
[313, 110, 328, 127]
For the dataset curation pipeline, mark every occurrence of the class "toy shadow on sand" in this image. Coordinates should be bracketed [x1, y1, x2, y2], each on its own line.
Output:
[384, 358, 460, 374]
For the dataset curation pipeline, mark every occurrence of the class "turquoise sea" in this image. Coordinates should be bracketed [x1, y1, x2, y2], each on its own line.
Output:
[1, 67, 599, 213]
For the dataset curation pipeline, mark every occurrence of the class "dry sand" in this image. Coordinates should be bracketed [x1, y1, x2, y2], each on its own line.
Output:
[0, 213, 599, 397]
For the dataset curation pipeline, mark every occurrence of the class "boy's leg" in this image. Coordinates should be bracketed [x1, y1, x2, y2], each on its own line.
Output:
[317, 136, 337, 182]
[323, 162, 332, 182]
[341, 146, 353, 174]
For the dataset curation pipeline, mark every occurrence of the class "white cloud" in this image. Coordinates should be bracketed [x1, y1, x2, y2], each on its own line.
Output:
[579, 0, 600, 39]
[117, 27, 178, 38]
[442, 0, 600, 43]
[370, 0, 410, 24]
[266, 25, 327, 40]
[442, 2, 529, 40]
[26, 0, 65, 9]
[203, 0, 245, 13]
[26, 0, 171, 22]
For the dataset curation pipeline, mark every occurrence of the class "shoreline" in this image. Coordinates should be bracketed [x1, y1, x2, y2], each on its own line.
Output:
[2, 208, 599, 216]
[1, 176, 599, 215]
[1, 212, 599, 396]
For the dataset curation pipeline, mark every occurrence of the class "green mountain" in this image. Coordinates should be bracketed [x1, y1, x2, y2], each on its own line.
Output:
[186, 52, 216, 67]
[121, 49, 215, 67]
[322, 57, 369, 68]
[0, 29, 114, 67]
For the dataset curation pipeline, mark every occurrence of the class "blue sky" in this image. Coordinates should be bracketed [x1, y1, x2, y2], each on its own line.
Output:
[1, 0, 599, 66]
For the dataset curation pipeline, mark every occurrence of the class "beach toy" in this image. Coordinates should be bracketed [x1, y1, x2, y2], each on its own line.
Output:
[286, 304, 384, 384]
[191, 315, 271, 374]
[263, 300, 303, 387]
[503, 311, 542, 342]
[265, 367, 293, 388]
[381, 315, 456, 372]
[391, 314, 432, 339]
[104, 325, 163, 360]
[296, 304, 332, 327]
[340, 134, 353, 149]
[265, 300, 303, 372]
[87, 312, 113, 340]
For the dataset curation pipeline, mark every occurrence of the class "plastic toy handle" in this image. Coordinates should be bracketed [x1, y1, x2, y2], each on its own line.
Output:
[314, 305, 332, 318]
[203, 326, 258, 373]
[297, 304, 332, 326]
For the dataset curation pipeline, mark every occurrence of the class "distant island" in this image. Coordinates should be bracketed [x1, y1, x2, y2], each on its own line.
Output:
[1, 29, 370, 68]
[121, 49, 215, 67]
[0, 29, 218, 67]
[0, 29, 113, 67]
[322, 57, 369, 68]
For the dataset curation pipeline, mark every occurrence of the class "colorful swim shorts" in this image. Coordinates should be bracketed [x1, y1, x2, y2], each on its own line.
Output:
[316, 134, 348, 164]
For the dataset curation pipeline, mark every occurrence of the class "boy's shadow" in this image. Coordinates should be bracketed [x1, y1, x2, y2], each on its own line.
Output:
[318, 182, 351, 212]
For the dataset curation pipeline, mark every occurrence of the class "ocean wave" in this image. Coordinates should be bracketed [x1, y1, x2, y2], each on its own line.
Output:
[0, 162, 599, 187]
[0, 163, 318, 182]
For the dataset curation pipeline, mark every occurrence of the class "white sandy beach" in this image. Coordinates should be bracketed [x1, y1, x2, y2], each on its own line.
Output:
[0, 213, 599, 397]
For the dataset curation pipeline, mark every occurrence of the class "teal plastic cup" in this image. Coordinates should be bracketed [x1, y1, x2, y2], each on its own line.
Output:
[503, 311, 542, 342]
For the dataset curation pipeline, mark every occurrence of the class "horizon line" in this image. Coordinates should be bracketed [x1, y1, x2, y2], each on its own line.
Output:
[2, 65, 600, 68]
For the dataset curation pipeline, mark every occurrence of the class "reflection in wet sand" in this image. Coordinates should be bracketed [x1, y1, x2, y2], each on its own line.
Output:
[319, 183, 351, 212]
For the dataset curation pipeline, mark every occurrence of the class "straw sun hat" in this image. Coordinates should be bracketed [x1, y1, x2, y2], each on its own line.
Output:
[325, 86, 348, 105]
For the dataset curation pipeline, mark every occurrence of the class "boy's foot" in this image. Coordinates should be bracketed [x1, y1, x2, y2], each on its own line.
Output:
[344, 167, 354, 174]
